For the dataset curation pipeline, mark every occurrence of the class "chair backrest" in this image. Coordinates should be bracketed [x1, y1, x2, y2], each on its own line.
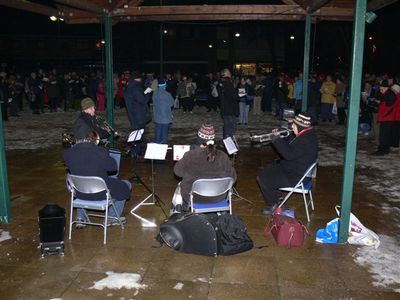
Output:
[296, 161, 318, 187]
[67, 174, 110, 198]
[108, 148, 121, 177]
[191, 177, 234, 202]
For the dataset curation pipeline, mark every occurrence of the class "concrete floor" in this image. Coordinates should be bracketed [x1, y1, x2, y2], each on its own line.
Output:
[0, 141, 399, 299]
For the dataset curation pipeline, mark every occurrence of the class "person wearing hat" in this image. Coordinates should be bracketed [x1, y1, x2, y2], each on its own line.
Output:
[371, 80, 397, 156]
[171, 123, 237, 213]
[72, 97, 110, 141]
[391, 84, 400, 149]
[152, 78, 175, 144]
[257, 113, 318, 214]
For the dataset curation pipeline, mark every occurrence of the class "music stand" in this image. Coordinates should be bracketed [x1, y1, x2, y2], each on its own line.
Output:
[130, 143, 168, 227]
[223, 136, 253, 205]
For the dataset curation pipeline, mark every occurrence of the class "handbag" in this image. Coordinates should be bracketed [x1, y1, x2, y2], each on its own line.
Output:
[264, 214, 308, 248]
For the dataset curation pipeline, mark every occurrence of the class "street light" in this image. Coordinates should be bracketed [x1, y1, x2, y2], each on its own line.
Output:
[208, 44, 213, 48]
[235, 32, 240, 38]
[50, 16, 57, 22]
[163, 29, 168, 34]
[290, 35, 295, 40]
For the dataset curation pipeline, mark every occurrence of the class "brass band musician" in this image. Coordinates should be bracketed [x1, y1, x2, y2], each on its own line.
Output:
[73, 97, 110, 140]
[256, 113, 318, 214]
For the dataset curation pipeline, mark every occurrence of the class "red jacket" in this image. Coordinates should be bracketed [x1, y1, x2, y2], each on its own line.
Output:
[377, 89, 396, 122]
[394, 94, 400, 121]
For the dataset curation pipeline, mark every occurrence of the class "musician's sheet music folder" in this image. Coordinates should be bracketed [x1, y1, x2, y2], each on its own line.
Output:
[144, 143, 168, 160]
[128, 129, 144, 142]
[223, 136, 238, 155]
[173, 145, 190, 161]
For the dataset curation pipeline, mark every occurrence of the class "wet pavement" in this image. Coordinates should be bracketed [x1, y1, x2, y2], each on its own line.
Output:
[1, 120, 400, 299]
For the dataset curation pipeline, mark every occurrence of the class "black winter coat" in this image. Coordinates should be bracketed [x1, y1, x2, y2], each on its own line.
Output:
[218, 77, 239, 117]
[72, 112, 110, 140]
[271, 127, 318, 184]
[64, 142, 130, 201]
[123, 80, 149, 130]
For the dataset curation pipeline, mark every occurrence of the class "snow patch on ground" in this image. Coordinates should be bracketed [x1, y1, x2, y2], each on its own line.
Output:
[173, 282, 184, 290]
[89, 271, 147, 291]
[353, 234, 400, 292]
[0, 230, 12, 242]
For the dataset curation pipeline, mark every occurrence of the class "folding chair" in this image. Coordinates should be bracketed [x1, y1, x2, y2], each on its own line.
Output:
[66, 174, 124, 245]
[189, 177, 234, 214]
[278, 162, 317, 222]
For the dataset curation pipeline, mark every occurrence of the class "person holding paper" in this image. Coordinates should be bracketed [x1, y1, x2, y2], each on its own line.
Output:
[256, 113, 318, 214]
[171, 123, 237, 213]
[218, 68, 239, 138]
[123, 71, 150, 157]
[123, 71, 150, 131]
[152, 79, 175, 144]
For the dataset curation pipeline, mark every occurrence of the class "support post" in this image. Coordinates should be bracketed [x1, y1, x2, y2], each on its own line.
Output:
[338, 0, 367, 243]
[301, 13, 311, 112]
[0, 104, 12, 223]
[104, 15, 114, 147]
[160, 23, 164, 77]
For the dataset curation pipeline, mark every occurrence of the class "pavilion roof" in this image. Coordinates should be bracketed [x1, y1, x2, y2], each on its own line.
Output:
[0, 0, 397, 24]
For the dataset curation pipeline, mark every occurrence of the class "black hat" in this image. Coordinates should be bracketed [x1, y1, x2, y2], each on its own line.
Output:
[380, 80, 389, 87]
[131, 71, 142, 79]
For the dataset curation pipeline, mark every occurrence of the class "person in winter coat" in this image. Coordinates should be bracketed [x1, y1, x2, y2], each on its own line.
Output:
[372, 79, 396, 156]
[171, 123, 237, 213]
[73, 97, 110, 141]
[390, 84, 400, 149]
[320, 75, 336, 122]
[257, 113, 318, 214]
[152, 79, 175, 144]
[371, 80, 397, 156]
[123, 71, 149, 131]
[335, 77, 347, 125]
[218, 68, 240, 138]
[273, 73, 289, 120]
[237, 77, 251, 125]
[64, 130, 131, 227]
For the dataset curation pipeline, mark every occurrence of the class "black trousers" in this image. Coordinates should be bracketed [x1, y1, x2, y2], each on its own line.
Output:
[378, 121, 395, 153]
[257, 163, 292, 206]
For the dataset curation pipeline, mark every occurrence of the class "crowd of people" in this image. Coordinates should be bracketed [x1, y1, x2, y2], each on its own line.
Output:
[1, 66, 400, 155]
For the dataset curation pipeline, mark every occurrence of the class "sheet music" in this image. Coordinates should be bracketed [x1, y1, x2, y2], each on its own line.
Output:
[223, 137, 238, 155]
[127, 129, 144, 142]
[173, 145, 190, 161]
[144, 87, 152, 94]
[144, 143, 168, 160]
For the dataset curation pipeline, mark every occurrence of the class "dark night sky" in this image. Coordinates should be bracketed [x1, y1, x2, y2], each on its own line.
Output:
[0, 1, 399, 74]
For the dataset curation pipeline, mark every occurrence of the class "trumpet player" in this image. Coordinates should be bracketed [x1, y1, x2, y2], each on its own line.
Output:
[73, 97, 110, 140]
[257, 113, 318, 214]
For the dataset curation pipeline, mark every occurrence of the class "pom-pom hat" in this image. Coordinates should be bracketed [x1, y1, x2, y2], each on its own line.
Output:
[197, 123, 215, 145]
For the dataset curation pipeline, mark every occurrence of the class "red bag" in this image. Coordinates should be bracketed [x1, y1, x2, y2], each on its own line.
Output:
[264, 214, 308, 248]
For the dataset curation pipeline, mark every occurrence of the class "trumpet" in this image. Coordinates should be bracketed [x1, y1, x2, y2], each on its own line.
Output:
[96, 116, 119, 137]
[250, 129, 292, 143]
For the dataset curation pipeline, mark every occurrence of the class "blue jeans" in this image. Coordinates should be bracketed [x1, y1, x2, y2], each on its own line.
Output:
[223, 115, 237, 138]
[77, 180, 131, 220]
[154, 123, 170, 144]
[239, 102, 249, 124]
[275, 102, 287, 120]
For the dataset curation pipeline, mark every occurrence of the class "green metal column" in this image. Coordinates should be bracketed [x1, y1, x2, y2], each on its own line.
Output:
[301, 13, 311, 112]
[0, 104, 12, 223]
[338, 0, 367, 243]
[160, 23, 164, 76]
[104, 15, 114, 147]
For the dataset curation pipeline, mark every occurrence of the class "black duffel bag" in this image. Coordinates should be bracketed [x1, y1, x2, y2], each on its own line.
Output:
[157, 213, 253, 256]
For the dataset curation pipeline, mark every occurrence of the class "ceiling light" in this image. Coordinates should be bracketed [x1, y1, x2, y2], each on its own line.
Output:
[50, 16, 57, 21]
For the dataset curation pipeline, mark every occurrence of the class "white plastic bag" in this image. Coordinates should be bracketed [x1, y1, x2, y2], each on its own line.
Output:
[332, 102, 338, 115]
[335, 206, 380, 249]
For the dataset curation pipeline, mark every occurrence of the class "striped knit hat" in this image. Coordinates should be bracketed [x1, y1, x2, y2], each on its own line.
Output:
[293, 113, 311, 129]
[197, 123, 215, 145]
